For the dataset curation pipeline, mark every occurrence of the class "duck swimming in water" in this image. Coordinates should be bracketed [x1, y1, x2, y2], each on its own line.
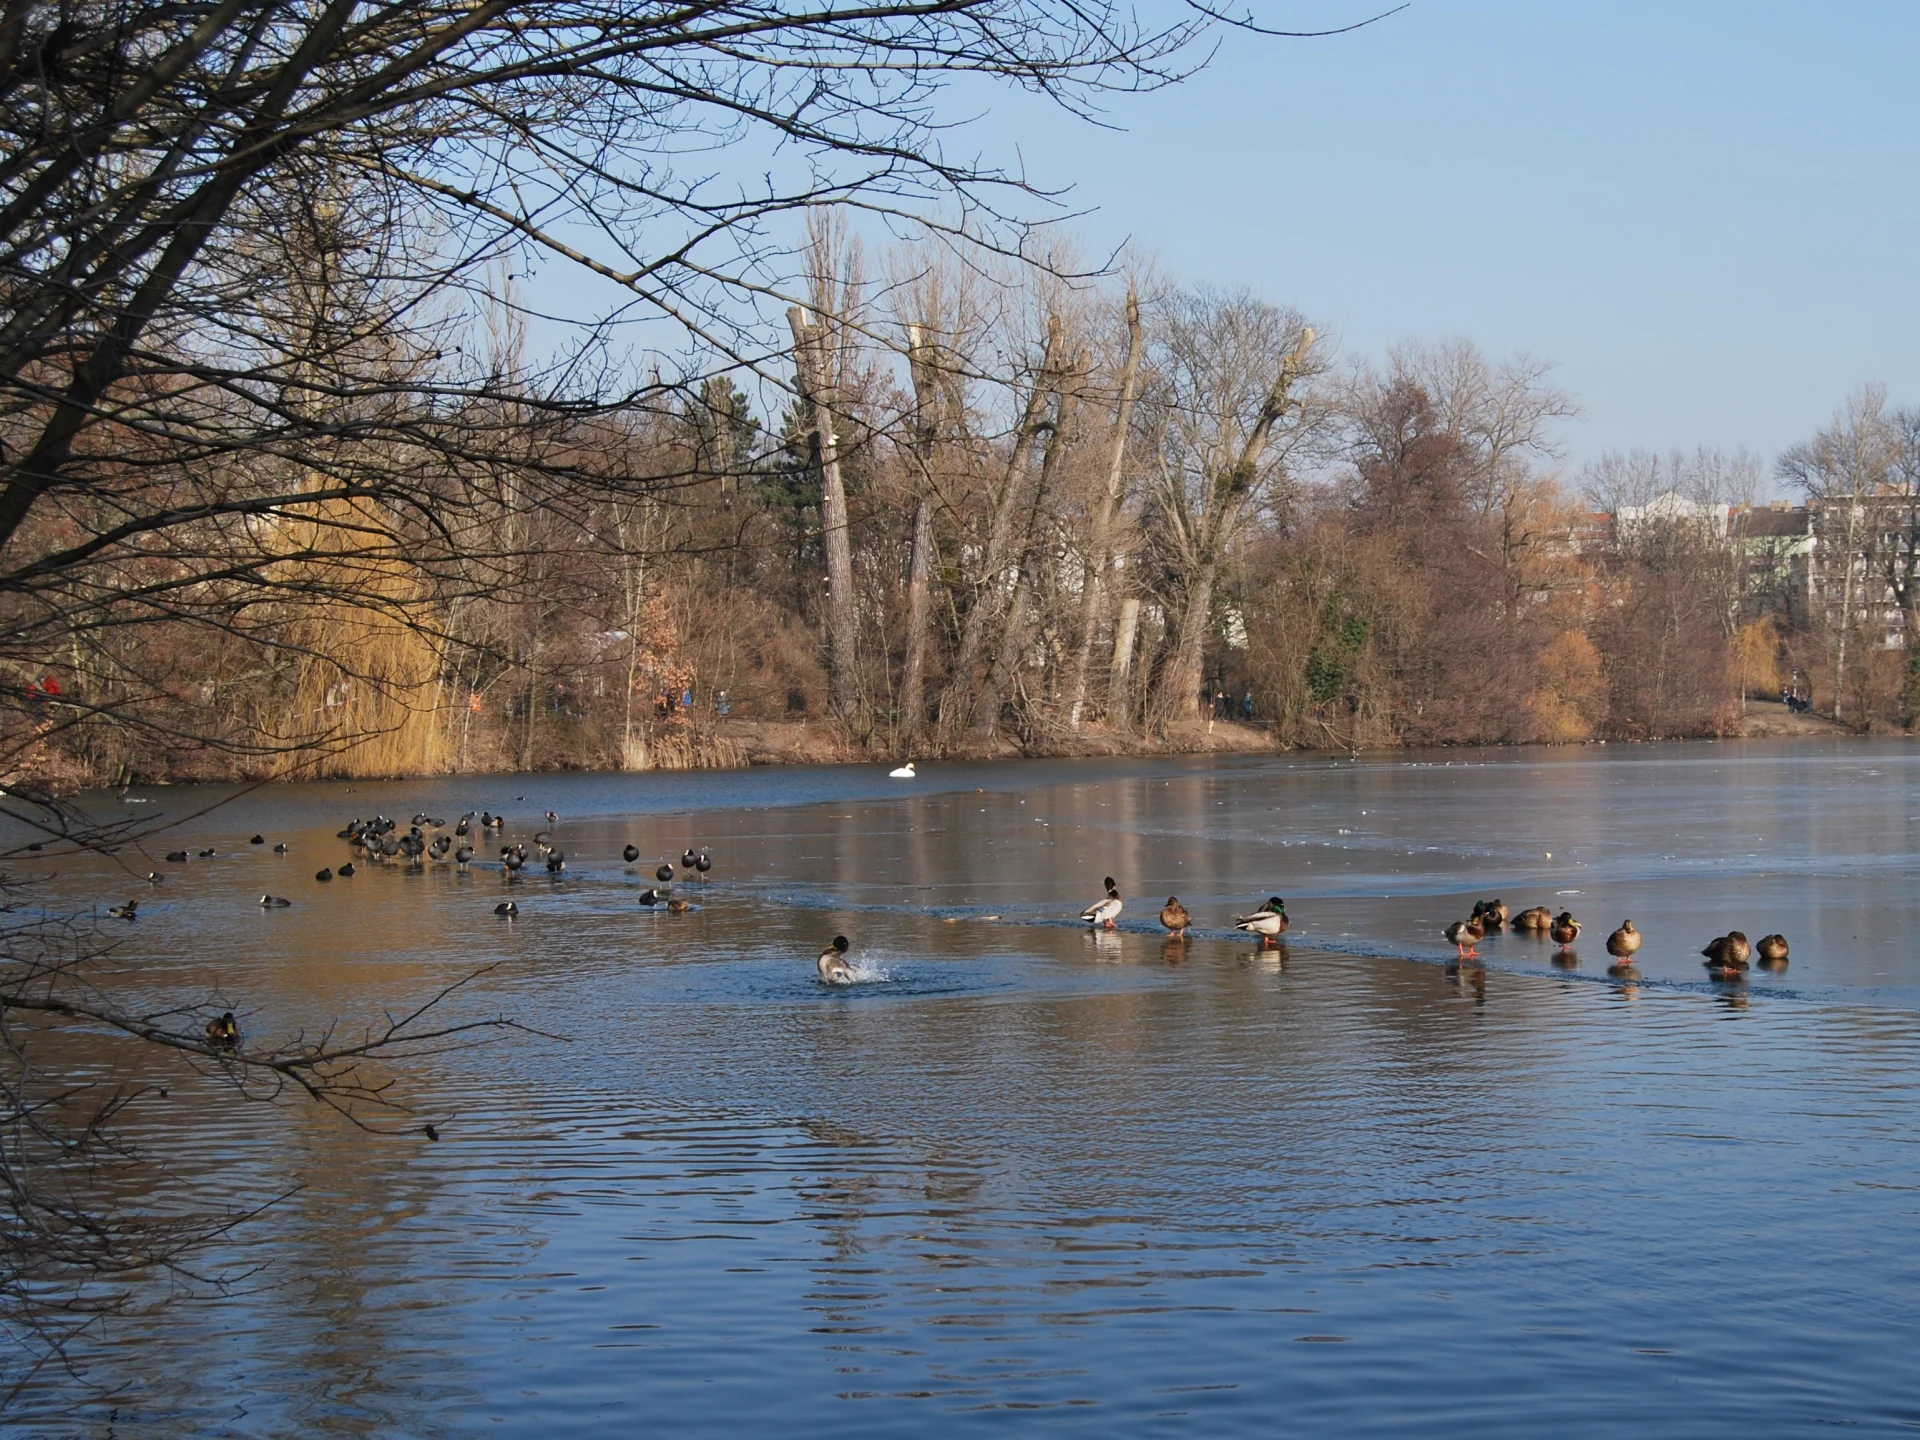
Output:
[817, 935, 855, 984]
[1549, 911, 1582, 947]
[1159, 897, 1192, 937]
[1605, 919, 1642, 963]
[108, 900, 138, 920]
[666, 897, 692, 914]
[1511, 906, 1552, 932]
[204, 1012, 239, 1047]
[1081, 877, 1122, 929]
[1235, 897, 1290, 945]
[637, 889, 662, 906]
[1444, 916, 1486, 960]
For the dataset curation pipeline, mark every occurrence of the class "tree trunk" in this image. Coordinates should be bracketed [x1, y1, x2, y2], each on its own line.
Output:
[1108, 596, 1142, 733]
[788, 305, 862, 732]
[1068, 291, 1144, 729]
[900, 324, 942, 753]
[973, 396, 1071, 738]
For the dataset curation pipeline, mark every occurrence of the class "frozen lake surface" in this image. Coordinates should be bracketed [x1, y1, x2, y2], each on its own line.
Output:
[8, 739, 1920, 1434]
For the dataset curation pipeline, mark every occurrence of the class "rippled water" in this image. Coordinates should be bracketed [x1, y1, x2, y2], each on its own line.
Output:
[8, 741, 1920, 1434]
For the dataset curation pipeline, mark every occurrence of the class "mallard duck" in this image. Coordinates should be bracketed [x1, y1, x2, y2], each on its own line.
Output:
[666, 897, 692, 913]
[260, 894, 290, 908]
[623, 844, 641, 863]
[1235, 897, 1290, 945]
[495, 901, 518, 917]
[204, 1012, 239, 1047]
[1444, 916, 1486, 959]
[1472, 899, 1509, 931]
[817, 935, 855, 984]
[1549, 911, 1582, 946]
[1701, 933, 1751, 973]
[107, 901, 138, 920]
[1159, 897, 1192, 936]
[1081, 877, 1122, 929]
[1756, 933, 1790, 965]
[315, 867, 332, 882]
[656, 862, 675, 883]
[1605, 919, 1642, 961]
[889, 761, 916, 778]
[1511, 906, 1552, 931]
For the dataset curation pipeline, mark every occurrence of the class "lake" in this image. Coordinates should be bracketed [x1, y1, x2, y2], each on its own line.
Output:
[7, 739, 1920, 1435]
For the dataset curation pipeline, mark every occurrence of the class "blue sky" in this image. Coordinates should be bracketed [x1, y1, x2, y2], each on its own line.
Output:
[959, 0, 1919, 484]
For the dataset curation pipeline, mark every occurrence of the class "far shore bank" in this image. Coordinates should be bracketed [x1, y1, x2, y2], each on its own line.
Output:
[44, 697, 1883, 794]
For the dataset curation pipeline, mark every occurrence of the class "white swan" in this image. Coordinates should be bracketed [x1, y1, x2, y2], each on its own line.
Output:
[889, 761, 916, 778]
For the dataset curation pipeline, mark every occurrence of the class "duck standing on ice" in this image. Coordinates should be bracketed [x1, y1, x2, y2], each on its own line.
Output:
[1081, 877, 1122, 930]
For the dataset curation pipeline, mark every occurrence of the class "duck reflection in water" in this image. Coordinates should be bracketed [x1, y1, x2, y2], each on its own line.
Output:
[1244, 941, 1288, 972]
[1445, 961, 1487, 1004]
[1085, 928, 1123, 961]
[1551, 948, 1580, 971]
[1160, 936, 1190, 965]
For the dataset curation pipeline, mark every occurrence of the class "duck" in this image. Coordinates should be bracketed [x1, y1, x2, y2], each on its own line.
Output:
[260, 894, 290, 908]
[1549, 911, 1582, 947]
[623, 844, 641, 864]
[817, 935, 855, 984]
[1756, 933, 1790, 966]
[1159, 897, 1192, 937]
[655, 862, 675, 883]
[337, 862, 355, 877]
[108, 901, 138, 920]
[204, 1012, 240, 1047]
[1235, 897, 1290, 945]
[545, 810, 559, 825]
[889, 761, 916, 778]
[1471, 899, 1509, 931]
[1080, 877, 1123, 929]
[455, 814, 473, 837]
[1444, 916, 1486, 960]
[666, 897, 693, 914]
[1701, 932, 1751, 974]
[495, 901, 518, 917]
[1511, 906, 1553, 931]
[315, 867, 332, 882]
[1605, 919, 1642, 962]
[1704, 936, 1751, 971]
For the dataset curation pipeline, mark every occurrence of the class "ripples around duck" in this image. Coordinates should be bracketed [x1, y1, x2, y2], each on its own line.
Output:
[8, 740, 1920, 1435]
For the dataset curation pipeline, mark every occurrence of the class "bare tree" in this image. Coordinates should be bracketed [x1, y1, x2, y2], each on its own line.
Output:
[1142, 290, 1323, 731]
